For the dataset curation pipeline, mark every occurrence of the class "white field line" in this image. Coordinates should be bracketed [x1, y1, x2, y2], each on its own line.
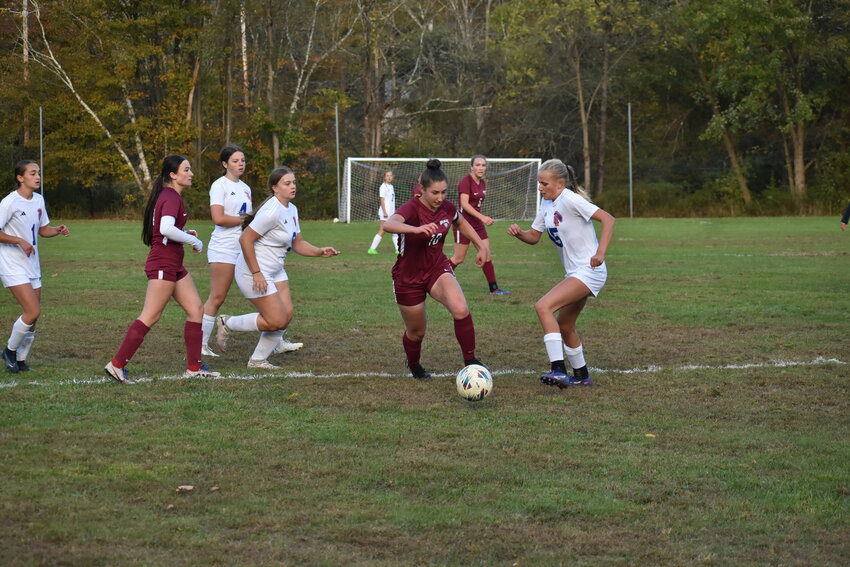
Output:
[0, 357, 845, 390]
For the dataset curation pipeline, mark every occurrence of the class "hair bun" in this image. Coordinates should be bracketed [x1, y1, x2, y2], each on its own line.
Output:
[426, 158, 442, 170]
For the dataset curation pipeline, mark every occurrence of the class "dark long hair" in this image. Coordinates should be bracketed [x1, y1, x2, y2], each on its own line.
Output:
[142, 155, 187, 246]
[14, 160, 38, 188]
[419, 158, 446, 191]
[219, 144, 243, 169]
[241, 166, 294, 230]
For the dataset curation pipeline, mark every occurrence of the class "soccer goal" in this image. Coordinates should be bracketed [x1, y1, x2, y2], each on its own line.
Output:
[340, 157, 542, 223]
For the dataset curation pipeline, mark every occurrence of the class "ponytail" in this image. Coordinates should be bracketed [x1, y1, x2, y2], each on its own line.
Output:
[143, 155, 187, 245]
[539, 159, 591, 201]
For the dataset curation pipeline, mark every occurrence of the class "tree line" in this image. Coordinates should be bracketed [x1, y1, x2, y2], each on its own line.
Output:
[1, 0, 848, 219]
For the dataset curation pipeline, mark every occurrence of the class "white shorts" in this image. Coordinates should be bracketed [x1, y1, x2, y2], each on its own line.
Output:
[207, 234, 241, 264]
[566, 264, 607, 297]
[1, 274, 42, 289]
[235, 263, 288, 299]
[378, 208, 395, 222]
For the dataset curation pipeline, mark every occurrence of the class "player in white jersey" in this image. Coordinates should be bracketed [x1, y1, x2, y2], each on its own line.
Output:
[0, 160, 70, 372]
[215, 166, 340, 369]
[367, 170, 399, 254]
[508, 159, 615, 389]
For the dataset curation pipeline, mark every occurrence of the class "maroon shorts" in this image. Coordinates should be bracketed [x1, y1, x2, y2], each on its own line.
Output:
[145, 265, 189, 282]
[393, 258, 455, 306]
[455, 222, 488, 245]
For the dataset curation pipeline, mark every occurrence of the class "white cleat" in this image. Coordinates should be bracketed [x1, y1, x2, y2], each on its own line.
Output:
[273, 338, 304, 354]
[184, 364, 221, 378]
[201, 344, 220, 357]
[215, 315, 231, 351]
[104, 361, 131, 384]
[247, 359, 281, 370]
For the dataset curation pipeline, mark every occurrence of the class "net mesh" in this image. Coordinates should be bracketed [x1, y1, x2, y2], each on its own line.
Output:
[341, 158, 541, 222]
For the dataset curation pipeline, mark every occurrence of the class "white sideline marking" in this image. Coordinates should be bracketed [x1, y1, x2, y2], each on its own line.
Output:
[0, 357, 845, 390]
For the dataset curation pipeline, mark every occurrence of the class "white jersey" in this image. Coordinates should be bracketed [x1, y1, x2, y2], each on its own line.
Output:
[532, 190, 603, 276]
[378, 182, 395, 220]
[240, 198, 299, 275]
[208, 176, 252, 250]
[0, 190, 50, 278]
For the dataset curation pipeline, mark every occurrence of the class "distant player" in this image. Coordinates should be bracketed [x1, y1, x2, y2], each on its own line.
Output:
[215, 166, 339, 369]
[840, 201, 849, 231]
[104, 155, 219, 383]
[508, 159, 615, 388]
[449, 155, 510, 295]
[367, 170, 398, 254]
[383, 159, 490, 379]
[0, 160, 70, 373]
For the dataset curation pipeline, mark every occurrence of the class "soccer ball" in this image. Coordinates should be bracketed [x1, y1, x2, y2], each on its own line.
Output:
[456, 364, 493, 402]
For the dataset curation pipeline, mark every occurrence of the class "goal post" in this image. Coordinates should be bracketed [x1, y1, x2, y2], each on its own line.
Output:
[341, 157, 542, 223]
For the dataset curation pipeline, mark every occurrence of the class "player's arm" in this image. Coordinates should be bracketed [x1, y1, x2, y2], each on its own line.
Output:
[292, 232, 340, 258]
[454, 215, 491, 267]
[160, 216, 203, 253]
[459, 192, 493, 226]
[0, 229, 35, 256]
[507, 223, 542, 245]
[840, 201, 850, 231]
[383, 213, 439, 236]
[210, 204, 244, 227]
[39, 225, 70, 238]
[380, 196, 388, 218]
[239, 226, 268, 293]
[589, 209, 615, 268]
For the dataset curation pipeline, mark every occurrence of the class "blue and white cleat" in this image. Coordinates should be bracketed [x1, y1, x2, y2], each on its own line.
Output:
[184, 363, 221, 378]
[539, 370, 569, 389]
[568, 374, 593, 386]
[104, 361, 130, 383]
[3, 348, 19, 374]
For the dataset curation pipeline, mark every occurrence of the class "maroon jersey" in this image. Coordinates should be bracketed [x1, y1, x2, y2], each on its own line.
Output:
[392, 198, 459, 284]
[145, 187, 187, 271]
[458, 174, 486, 229]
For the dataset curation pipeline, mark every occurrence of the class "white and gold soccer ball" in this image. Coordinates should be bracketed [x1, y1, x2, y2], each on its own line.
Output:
[456, 364, 493, 402]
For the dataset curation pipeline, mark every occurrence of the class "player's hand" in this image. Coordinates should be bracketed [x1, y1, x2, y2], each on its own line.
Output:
[417, 223, 439, 236]
[318, 247, 340, 257]
[19, 240, 35, 256]
[57, 225, 70, 236]
[842, 222, 847, 231]
[482, 215, 494, 226]
[252, 272, 267, 294]
[590, 253, 605, 268]
[186, 229, 198, 237]
[507, 223, 522, 237]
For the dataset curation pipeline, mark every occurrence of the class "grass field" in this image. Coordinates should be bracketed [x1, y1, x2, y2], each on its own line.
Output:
[1, 216, 848, 566]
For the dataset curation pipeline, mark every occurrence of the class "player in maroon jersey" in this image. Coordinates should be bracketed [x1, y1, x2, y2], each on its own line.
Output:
[383, 159, 491, 379]
[449, 155, 510, 295]
[104, 155, 219, 383]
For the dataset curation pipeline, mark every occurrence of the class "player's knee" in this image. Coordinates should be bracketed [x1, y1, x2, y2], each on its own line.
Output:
[24, 306, 40, 324]
[406, 327, 426, 342]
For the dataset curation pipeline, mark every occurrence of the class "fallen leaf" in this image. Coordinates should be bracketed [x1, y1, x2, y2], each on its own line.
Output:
[176, 485, 194, 493]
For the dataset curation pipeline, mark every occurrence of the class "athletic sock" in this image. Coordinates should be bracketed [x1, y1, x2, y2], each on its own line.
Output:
[482, 261, 497, 287]
[7, 316, 33, 351]
[551, 360, 567, 374]
[113, 319, 151, 368]
[184, 321, 203, 370]
[564, 344, 586, 371]
[488, 281, 499, 293]
[201, 313, 216, 346]
[369, 234, 382, 250]
[402, 332, 422, 368]
[226, 313, 260, 332]
[544, 333, 563, 363]
[453, 313, 476, 362]
[251, 330, 283, 361]
[573, 365, 589, 379]
[16, 331, 36, 361]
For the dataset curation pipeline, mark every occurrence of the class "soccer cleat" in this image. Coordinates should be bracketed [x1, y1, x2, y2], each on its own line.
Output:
[539, 370, 570, 389]
[367, 248, 378, 255]
[489, 289, 511, 296]
[273, 337, 304, 354]
[568, 374, 593, 386]
[3, 348, 19, 373]
[407, 363, 432, 380]
[184, 363, 221, 378]
[17, 360, 31, 372]
[247, 358, 281, 370]
[201, 344, 220, 357]
[464, 357, 490, 371]
[104, 361, 130, 384]
[215, 315, 231, 351]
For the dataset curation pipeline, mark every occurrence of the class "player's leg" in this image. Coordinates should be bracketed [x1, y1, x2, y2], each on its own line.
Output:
[271, 280, 302, 354]
[428, 273, 482, 367]
[534, 277, 591, 388]
[449, 240, 470, 268]
[368, 221, 386, 254]
[202, 262, 236, 355]
[4, 283, 40, 372]
[476, 236, 509, 295]
[173, 273, 218, 377]
[14, 286, 41, 371]
[556, 289, 591, 385]
[398, 302, 430, 379]
[246, 281, 293, 367]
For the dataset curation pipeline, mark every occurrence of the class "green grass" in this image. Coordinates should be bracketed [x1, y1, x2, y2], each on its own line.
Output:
[1, 217, 848, 566]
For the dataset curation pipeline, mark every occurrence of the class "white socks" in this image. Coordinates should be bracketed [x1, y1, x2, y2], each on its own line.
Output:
[7, 316, 33, 351]
[543, 333, 563, 362]
[252, 330, 283, 361]
[369, 234, 382, 250]
[226, 313, 260, 332]
[392, 233, 399, 251]
[17, 331, 36, 361]
[564, 344, 586, 369]
[202, 314, 216, 345]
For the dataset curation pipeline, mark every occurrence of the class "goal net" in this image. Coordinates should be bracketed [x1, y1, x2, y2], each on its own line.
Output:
[340, 157, 541, 223]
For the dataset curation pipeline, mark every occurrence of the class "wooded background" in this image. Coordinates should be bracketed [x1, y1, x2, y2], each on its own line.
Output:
[1, 0, 848, 219]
